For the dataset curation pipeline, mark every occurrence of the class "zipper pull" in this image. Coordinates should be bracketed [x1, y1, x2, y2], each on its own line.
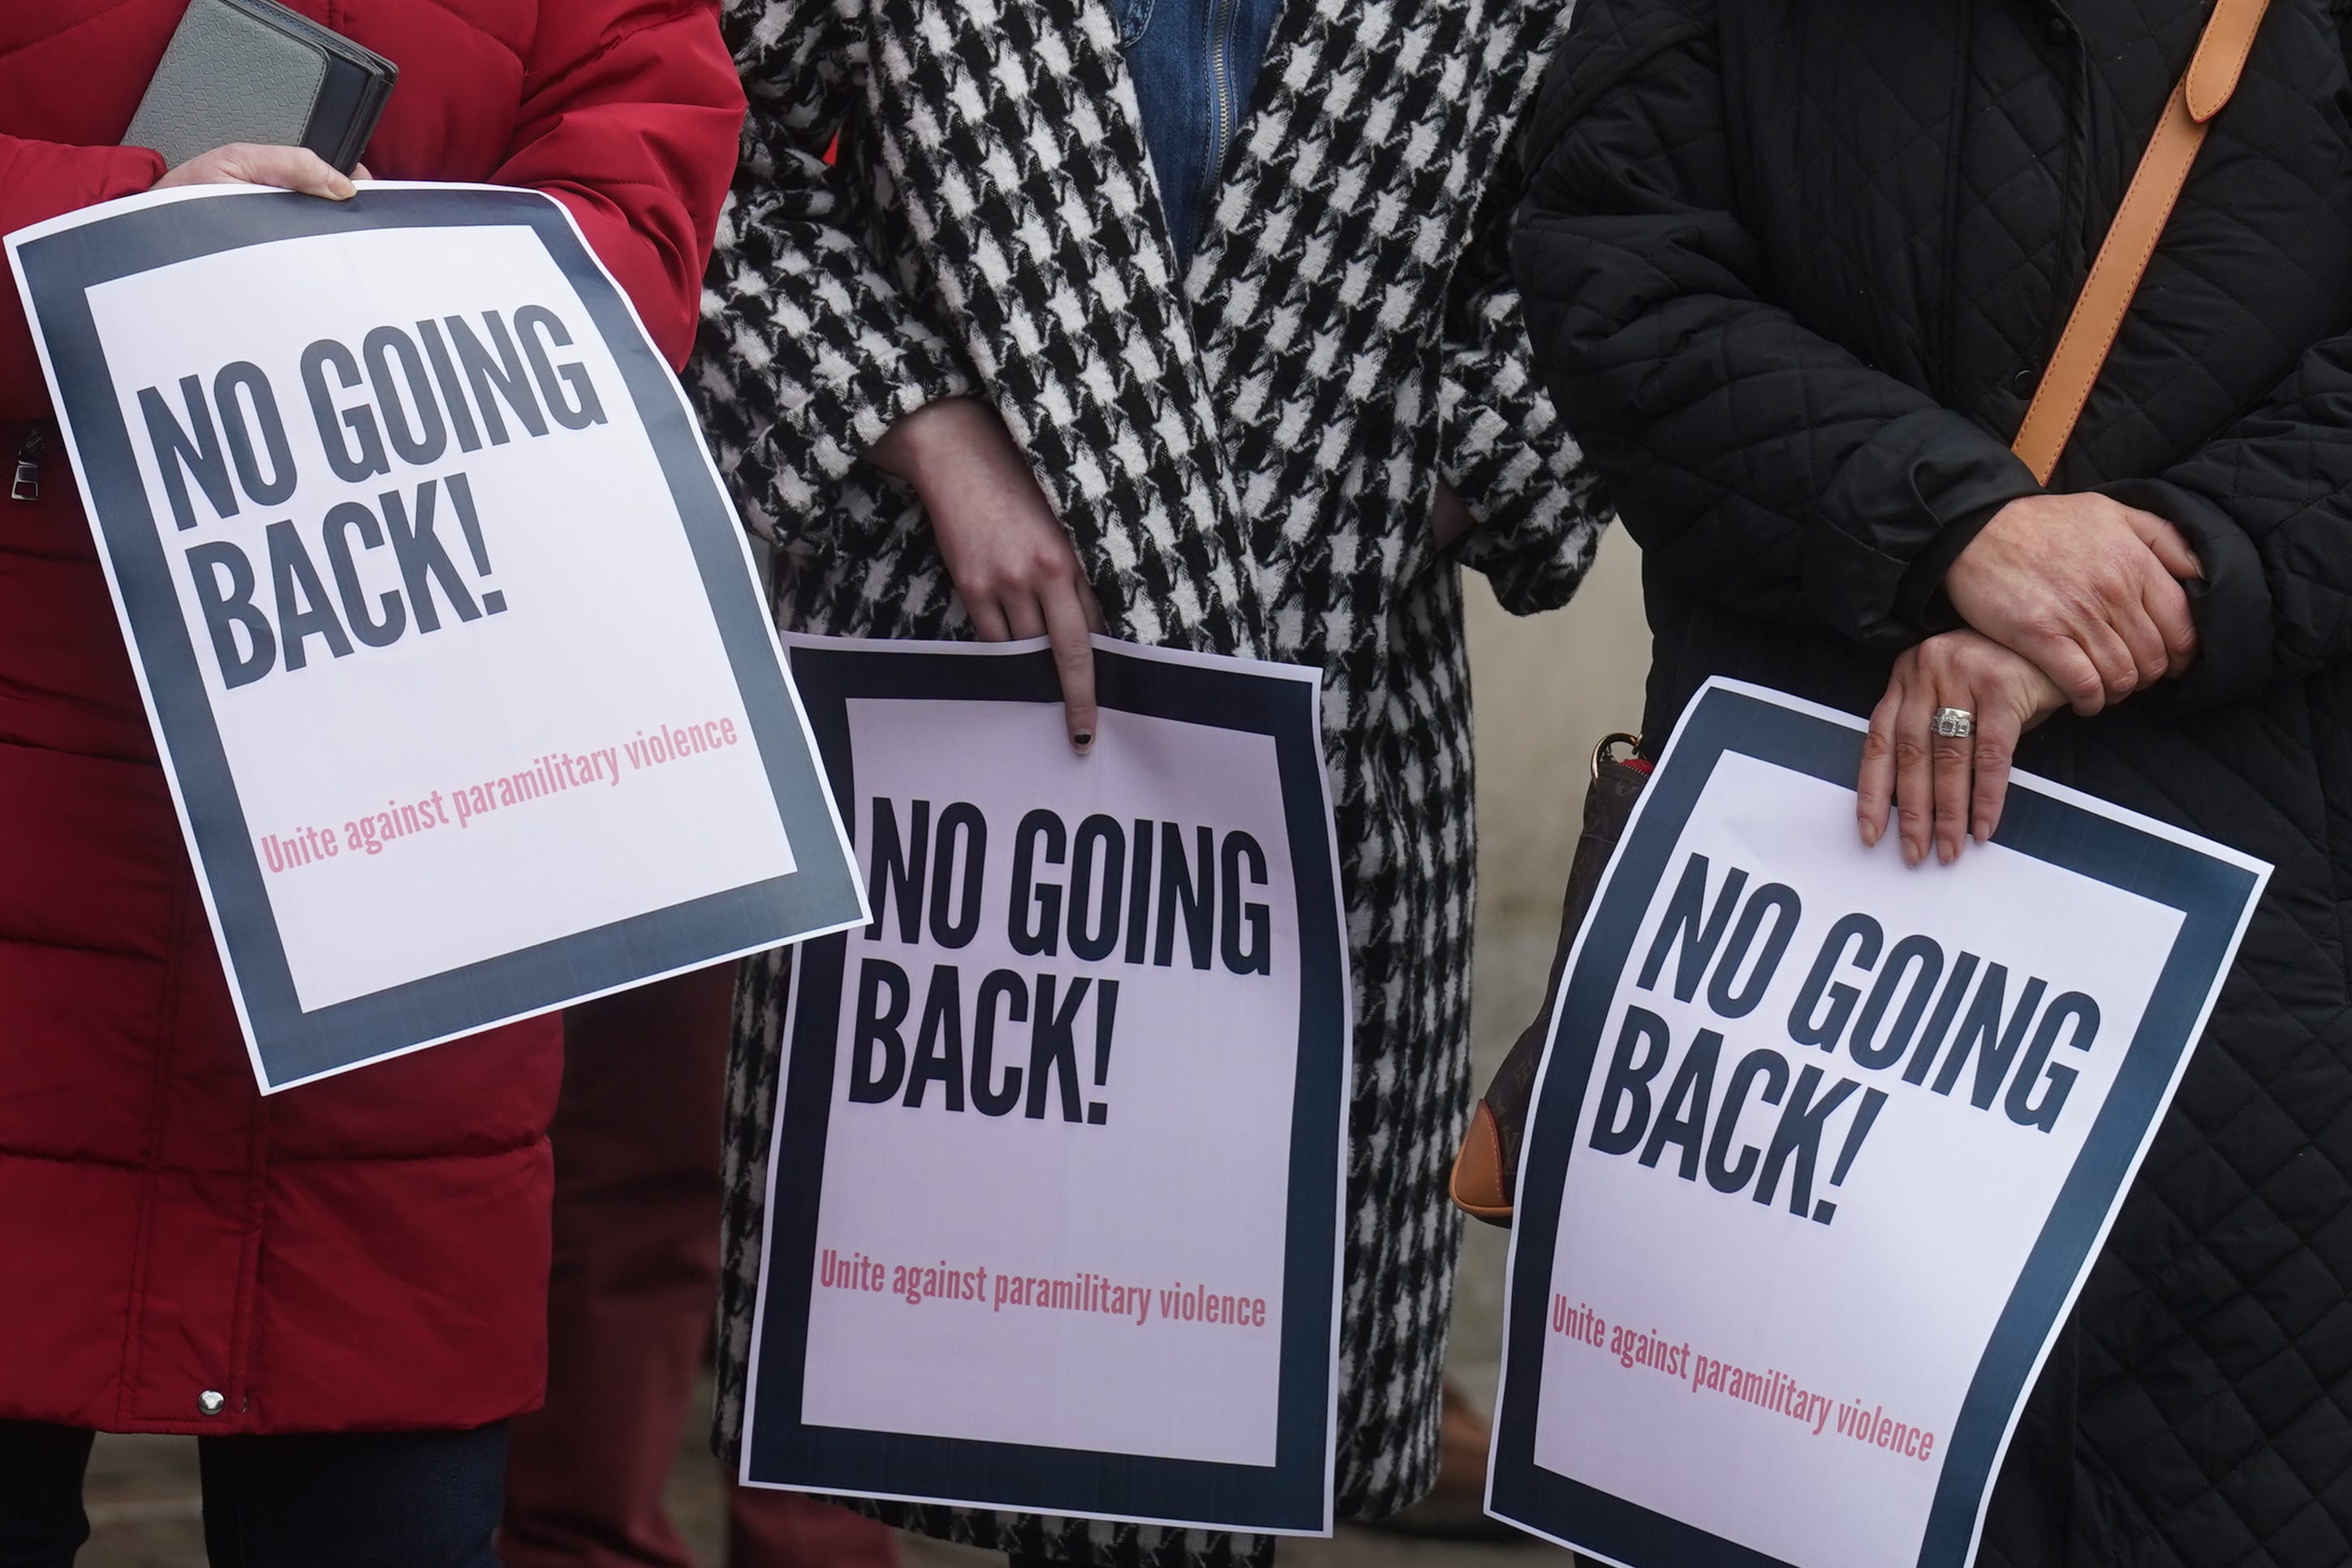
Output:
[11, 427, 44, 502]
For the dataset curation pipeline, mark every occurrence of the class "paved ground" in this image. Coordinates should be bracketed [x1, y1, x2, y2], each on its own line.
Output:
[75, 549, 1647, 1567]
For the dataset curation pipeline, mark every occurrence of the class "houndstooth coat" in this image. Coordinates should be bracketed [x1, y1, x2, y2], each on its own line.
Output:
[691, 0, 1606, 1562]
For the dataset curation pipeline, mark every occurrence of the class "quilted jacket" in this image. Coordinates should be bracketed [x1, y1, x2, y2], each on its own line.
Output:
[0, 0, 741, 1434]
[692, 0, 1609, 1561]
[1516, 0, 2352, 1562]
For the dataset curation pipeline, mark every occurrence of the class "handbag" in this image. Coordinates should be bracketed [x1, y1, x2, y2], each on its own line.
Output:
[1450, 0, 2271, 1226]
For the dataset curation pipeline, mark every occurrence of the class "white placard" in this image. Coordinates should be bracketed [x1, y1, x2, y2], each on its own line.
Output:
[742, 635, 1350, 1536]
[8, 184, 865, 1088]
[1488, 680, 2268, 1568]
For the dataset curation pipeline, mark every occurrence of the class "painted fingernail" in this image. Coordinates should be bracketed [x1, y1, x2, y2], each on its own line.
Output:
[1072, 730, 1092, 752]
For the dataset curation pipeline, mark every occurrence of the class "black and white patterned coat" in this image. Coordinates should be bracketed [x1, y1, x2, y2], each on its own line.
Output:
[691, 0, 1606, 1561]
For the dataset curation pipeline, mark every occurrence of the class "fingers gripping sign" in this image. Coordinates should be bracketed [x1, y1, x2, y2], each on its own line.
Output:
[871, 398, 1105, 752]
[153, 143, 368, 200]
[1859, 631, 2067, 867]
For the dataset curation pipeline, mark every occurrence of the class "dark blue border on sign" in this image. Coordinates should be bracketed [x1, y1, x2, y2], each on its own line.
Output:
[746, 641, 1345, 1534]
[1488, 684, 2261, 1568]
[12, 188, 863, 1088]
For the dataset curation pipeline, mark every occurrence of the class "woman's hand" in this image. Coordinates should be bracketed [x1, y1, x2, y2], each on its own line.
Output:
[1944, 492, 2201, 715]
[870, 398, 1105, 752]
[154, 144, 368, 200]
[1858, 629, 2068, 867]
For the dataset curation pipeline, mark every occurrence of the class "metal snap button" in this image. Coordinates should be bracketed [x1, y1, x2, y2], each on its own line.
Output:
[2011, 366, 2038, 394]
[198, 1390, 226, 1416]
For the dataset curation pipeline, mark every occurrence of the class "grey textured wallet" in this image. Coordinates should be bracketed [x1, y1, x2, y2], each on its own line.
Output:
[126, 0, 398, 174]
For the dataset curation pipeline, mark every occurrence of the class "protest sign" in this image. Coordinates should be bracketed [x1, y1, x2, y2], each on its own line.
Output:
[6, 184, 864, 1090]
[741, 635, 1349, 1535]
[1485, 679, 2269, 1568]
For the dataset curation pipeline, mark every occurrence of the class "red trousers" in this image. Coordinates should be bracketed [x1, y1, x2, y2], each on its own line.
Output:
[502, 967, 896, 1568]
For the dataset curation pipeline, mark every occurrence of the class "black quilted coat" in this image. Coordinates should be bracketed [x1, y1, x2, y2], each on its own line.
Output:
[1516, 0, 2352, 1562]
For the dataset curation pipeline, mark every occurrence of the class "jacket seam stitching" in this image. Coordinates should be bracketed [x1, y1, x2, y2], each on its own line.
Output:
[228, 1022, 272, 1428]
[522, 8, 694, 100]
[0, 931, 168, 963]
[0, 1143, 541, 1171]
[1521, 16, 1708, 171]
[112, 866, 187, 1430]
[408, 0, 523, 67]
[1932, 3, 1975, 403]
[0, 734, 164, 769]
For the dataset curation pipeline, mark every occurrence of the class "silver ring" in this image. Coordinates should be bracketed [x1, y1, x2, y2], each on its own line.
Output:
[1932, 707, 1976, 739]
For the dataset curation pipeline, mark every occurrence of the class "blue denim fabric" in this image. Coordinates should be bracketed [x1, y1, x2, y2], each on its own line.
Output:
[1116, 0, 1282, 265]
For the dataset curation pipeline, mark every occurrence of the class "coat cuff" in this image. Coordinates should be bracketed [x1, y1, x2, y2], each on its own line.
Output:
[1810, 407, 2043, 646]
[1449, 472, 1611, 614]
[1436, 352, 1609, 614]
[1893, 495, 2014, 634]
[2096, 476, 2274, 713]
[692, 229, 977, 540]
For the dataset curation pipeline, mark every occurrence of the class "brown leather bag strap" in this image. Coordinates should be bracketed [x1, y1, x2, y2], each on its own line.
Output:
[2010, 0, 2271, 483]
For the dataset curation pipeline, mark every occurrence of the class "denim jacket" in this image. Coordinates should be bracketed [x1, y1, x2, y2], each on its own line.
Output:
[1118, 0, 1282, 264]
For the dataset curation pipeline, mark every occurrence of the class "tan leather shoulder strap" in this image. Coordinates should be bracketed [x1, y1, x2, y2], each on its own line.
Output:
[2010, 0, 2270, 484]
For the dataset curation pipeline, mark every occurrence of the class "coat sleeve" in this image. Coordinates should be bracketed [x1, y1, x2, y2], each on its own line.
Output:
[0, 137, 167, 420]
[1437, 140, 1613, 616]
[2028, 0, 2352, 718]
[1510, 0, 2041, 647]
[2104, 339, 2352, 712]
[689, 0, 976, 540]
[491, 0, 747, 371]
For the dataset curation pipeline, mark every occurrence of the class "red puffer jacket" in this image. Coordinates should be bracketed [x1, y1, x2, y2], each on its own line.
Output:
[0, 1, 743, 1435]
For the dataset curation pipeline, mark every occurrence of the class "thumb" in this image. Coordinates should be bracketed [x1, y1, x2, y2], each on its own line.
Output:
[232, 144, 356, 200]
